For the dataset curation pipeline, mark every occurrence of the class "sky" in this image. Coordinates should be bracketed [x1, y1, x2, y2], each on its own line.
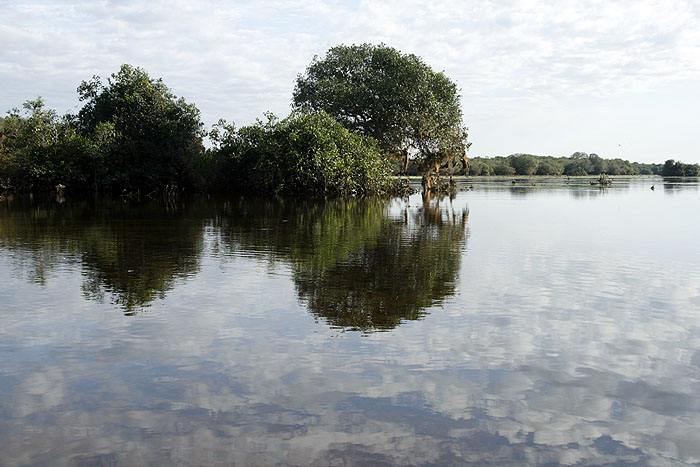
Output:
[1, 0, 699, 163]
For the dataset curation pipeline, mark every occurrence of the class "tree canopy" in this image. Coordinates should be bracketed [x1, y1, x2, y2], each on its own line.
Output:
[4, 59, 696, 199]
[293, 43, 469, 189]
[661, 159, 700, 176]
[461, 153, 664, 177]
[76, 64, 205, 193]
[0, 98, 90, 191]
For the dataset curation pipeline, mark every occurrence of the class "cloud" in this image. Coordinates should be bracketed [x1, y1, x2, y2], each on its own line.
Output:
[1, 0, 699, 161]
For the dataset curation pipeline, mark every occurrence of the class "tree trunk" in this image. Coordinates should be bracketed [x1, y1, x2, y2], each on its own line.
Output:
[462, 149, 470, 175]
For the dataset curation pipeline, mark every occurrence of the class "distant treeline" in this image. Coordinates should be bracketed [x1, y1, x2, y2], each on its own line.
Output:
[400, 152, 699, 177]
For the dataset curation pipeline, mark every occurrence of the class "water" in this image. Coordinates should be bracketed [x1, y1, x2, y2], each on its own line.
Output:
[1, 177, 699, 466]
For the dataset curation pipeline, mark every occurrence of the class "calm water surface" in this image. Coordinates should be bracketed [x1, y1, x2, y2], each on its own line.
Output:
[1, 177, 700, 466]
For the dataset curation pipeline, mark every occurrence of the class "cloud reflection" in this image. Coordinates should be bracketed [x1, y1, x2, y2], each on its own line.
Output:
[2, 182, 700, 465]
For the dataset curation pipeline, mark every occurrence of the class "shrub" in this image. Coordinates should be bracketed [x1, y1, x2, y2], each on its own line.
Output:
[210, 111, 396, 196]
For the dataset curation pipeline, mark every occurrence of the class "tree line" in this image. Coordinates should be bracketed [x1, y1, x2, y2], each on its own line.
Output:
[402, 152, 698, 177]
[1, 45, 697, 198]
[0, 45, 467, 197]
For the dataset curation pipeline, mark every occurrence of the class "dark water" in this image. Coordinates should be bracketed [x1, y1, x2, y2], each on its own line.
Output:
[1, 177, 700, 466]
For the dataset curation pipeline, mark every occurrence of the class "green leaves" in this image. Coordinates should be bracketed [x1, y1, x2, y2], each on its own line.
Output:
[209, 111, 394, 196]
[661, 159, 700, 176]
[0, 97, 91, 191]
[293, 43, 469, 189]
[76, 64, 205, 193]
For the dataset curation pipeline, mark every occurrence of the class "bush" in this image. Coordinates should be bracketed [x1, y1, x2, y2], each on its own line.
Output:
[210, 111, 396, 196]
[468, 160, 492, 176]
[536, 160, 563, 175]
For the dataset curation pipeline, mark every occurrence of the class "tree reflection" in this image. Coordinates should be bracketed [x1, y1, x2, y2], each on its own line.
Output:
[217, 193, 468, 332]
[0, 197, 206, 314]
[662, 177, 700, 194]
[2, 194, 468, 326]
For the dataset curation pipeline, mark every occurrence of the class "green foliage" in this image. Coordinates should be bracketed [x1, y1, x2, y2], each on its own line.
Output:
[509, 154, 538, 175]
[493, 163, 516, 176]
[77, 64, 205, 193]
[468, 159, 494, 176]
[588, 154, 607, 174]
[1, 61, 686, 197]
[0, 98, 93, 191]
[535, 159, 564, 175]
[293, 43, 469, 188]
[2, 66, 205, 195]
[467, 153, 660, 177]
[209, 111, 396, 196]
[685, 164, 700, 176]
[661, 159, 700, 176]
[564, 158, 593, 176]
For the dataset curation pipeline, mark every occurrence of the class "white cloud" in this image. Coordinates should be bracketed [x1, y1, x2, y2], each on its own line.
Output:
[1, 0, 699, 161]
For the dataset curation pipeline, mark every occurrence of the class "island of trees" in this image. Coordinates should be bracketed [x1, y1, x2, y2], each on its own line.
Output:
[1, 44, 697, 198]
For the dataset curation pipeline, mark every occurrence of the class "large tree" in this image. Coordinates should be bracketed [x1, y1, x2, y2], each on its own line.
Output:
[77, 64, 205, 194]
[293, 44, 470, 190]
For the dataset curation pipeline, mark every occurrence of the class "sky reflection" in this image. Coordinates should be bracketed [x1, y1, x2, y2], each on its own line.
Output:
[1, 179, 700, 465]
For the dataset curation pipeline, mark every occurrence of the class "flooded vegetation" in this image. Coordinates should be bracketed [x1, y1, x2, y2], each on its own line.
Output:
[2, 178, 700, 465]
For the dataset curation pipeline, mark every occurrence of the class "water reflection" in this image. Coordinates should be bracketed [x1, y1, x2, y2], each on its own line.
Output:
[457, 176, 639, 199]
[0, 197, 207, 314]
[216, 193, 469, 331]
[662, 176, 700, 193]
[1, 194, 468, 329]
[2, 182, 700, 465]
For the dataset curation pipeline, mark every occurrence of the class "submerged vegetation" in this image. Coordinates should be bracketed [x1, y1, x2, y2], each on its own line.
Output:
[1, 46, 697, 198]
